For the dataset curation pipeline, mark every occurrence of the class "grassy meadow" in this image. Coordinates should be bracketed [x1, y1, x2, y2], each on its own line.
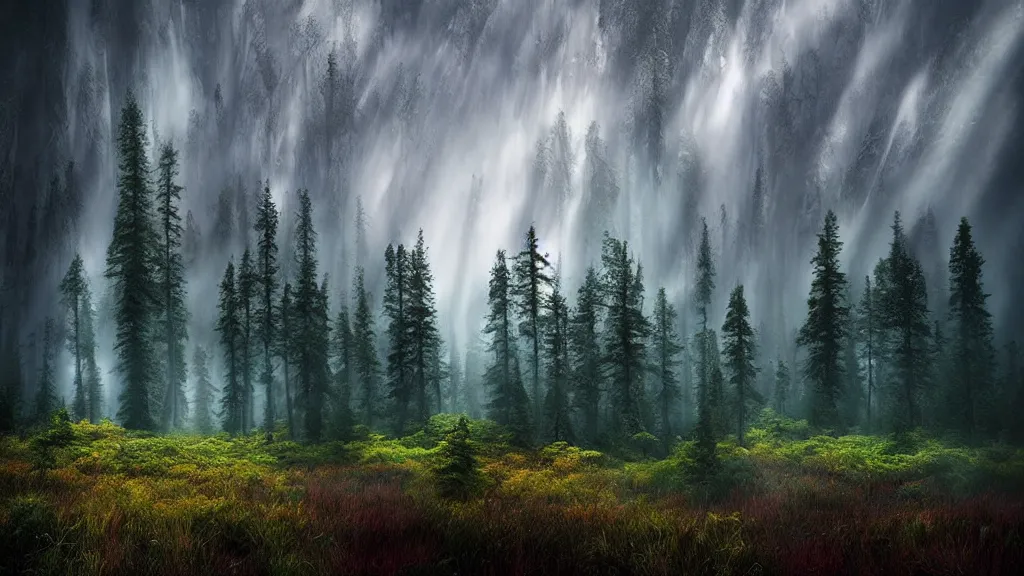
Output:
[2, 410, 1023, 576]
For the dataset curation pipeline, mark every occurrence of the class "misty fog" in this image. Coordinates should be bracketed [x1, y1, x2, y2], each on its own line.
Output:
[1, 0, 1022, 415]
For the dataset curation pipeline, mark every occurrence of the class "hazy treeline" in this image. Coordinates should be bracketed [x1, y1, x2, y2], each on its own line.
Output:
[2, 92, 1022, 456]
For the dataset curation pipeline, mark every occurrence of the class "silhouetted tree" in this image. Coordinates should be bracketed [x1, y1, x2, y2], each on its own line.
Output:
[34, 318, 59, 425]
[774, 358, 790, 416]
[217, 261, 243, 435]
[722, 285, 762, 445]
[513, 225, 552, 427]
[407, 230, 442, 424]
[797, 210, 849, 430]
[106, 91, 158, 431]
[238, 248, 257, 432]
[947, 217, 995, 441]
[484, 250, 531, 445]
[155, 142, 188, 431]
[571, 266, 604, 445]
[254, 181, 280, 432]
[192, 345, 216, 434]
[383, 243, 412, 433]
[650, 287, 683, 446]
[542, 274, 573, 443]
[60, 254, 89, 421]
[352, 268, 381, 429]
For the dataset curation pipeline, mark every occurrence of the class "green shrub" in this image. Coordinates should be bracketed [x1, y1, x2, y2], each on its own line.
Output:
[434, 416, 482, 500]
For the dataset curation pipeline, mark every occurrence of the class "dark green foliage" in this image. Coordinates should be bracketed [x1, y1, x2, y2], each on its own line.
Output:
[155, 142, 188, 432]
[797, 210, 849, 430]
[34, 318, 59, 426]
[291, 189, 327, 441]
[841, 287, 863, 428]
[774, 358, 791, 416]
[352, 268, 381, 429]
[217, 261, 243, 435]
[301, 276, 332, 443]
[571, 266, 604, 445]
[105, 91, 158, 432]
[191, 346, 216, 434]
[542, 275, 573, 443]
[600, 233, 648, 438]
[513, 225, 552, 426]
[278, 283, 297, 439]
[722, 285, 762, 446]
[329, 305, 355, 441]
[407, 230, 443, 426]
[238, 248, 256, 433]
[383, 243, 412, 433]
[858, 276, 881, 430]
[0, 342, 23, 432]
[693, 219, 717, 472]
[30, 407, 74, 469]
[60, 254, 89, 421]
[879, 212, 931, 433]
[434, 416, 481, 500]
[254, 181, 279, 432]
[947, 218, 996, 441]
[484, 250, 532, 446]
[650, 287, 683, 445]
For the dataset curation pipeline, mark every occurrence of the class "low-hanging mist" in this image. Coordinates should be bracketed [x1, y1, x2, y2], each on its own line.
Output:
[1, 0, 1022, 419]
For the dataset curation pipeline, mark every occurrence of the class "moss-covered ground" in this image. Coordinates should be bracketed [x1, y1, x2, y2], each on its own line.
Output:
[2, 410, 1023, 575]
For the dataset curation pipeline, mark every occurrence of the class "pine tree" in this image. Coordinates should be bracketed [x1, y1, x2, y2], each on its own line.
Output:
[155, 142, 189, 431]
[0, 342, 23, 432]
[238, 248, 257, 433]
[542, 274, 573, 443]
[513, 225, 552, 427]
[571, 266, 604, 445]
[650, 287, 683, 445]
[880, 212, 931, 433]
[34, 318, 59, 425]
[484, 250, 532, 445]
[947, 217, 995, 441]
[291, 189, 323, 441]
[106, 91, 158, 431]
[841, 286, 863, 428]
[217, 261, 243, 435]
[278, 283, 297, 439]
[407, 230, 442, 425]
[722, 285, 762, 446]
[857, 276, 881, 430]
[600, 233, 648, 438]
[330, 304, 355, 440]
[693, 218, 717, 470]
[254, 181, 279, 432]
[79, 288, 103, 423]
[352, 267, 381, 429]
[192, 345, 216, 434]
[797, 210, 849, 430]
[383, 243, 412, 433]
[60, 254, 89, 421]
[434, 416, 481, 500]
[302, 276, 332, 442]
[774, 358, 790, 415]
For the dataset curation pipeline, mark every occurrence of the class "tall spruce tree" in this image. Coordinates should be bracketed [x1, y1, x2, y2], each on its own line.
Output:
[192, 345, 216, 434]
[650, 287, 683, 445]
[484, 250, 532, 445]
[947, 217, 995, 441]
[774, 358, 790, 415]
[693, 218, 717, 470]
[34, 318, 59, 425]
[722, 285, 762, 446]
[880, 212, 931, 432]
[60, 254, 89, 421]
[408, 230, 442, 424]
[0, 341, 23, 432]
[600, 233, 648, 438]
[254, 181, 279, 432]
[105, 91, 158, 431]
[238, 248, 256, 432]
[542, 274, 573, 442]
[797, 210, 849, 430]
[841, 286, 863, 428]
[292, 189, 323, 441]
[330, 303, 355, 440]
[383, 243, 412, 433]
[352, 267, 381, 428]
[278, 283, 297, 439]
[302, 276, 332, 442]
[571, 266, 604, 445]
[513, 225, 552, 426]
[217, 261, 243, 435]
[155, 142, 188, 431]
[857, 276, 881, 430]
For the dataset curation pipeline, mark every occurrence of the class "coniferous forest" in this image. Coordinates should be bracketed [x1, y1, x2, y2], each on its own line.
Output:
[2, 1, 1024, 575]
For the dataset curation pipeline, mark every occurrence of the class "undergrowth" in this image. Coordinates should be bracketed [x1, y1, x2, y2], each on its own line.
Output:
[1, 410, 1022, 575]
